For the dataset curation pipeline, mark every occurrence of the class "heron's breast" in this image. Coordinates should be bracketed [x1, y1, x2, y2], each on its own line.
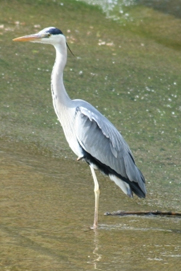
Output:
[58, 108, 83, 157]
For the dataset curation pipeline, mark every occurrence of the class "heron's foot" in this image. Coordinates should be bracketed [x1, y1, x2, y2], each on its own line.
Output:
[90, 223, 98, 230]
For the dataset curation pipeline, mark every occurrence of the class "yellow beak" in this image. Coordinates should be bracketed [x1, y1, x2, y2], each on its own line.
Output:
[13, 33, 44, 42]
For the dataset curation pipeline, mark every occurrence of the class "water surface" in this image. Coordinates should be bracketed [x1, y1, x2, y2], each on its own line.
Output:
[0, 0, 180, 270]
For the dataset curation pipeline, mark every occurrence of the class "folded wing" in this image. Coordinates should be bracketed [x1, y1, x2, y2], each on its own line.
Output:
[74, 104, 146, 198]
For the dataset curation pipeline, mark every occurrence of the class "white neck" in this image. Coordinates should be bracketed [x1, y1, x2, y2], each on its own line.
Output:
[50, 41, 78, 153]
[51, 42, 71, 107]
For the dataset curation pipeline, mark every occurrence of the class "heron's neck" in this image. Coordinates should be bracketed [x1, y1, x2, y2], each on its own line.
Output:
[51, 43, 71, 106]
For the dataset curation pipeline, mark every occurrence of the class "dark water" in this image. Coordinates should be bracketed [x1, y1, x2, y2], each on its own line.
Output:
[0, 0, 180, 270]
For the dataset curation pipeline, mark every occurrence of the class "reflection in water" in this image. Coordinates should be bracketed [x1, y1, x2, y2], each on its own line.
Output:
[92, 230, 102, 270]
[86, 230, 102, 270]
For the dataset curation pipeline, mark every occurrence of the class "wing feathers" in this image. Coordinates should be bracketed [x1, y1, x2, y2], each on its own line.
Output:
[74, 105, 146, 197]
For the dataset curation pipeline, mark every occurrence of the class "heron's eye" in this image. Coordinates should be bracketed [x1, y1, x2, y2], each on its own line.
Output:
[45, 33, 51, 38]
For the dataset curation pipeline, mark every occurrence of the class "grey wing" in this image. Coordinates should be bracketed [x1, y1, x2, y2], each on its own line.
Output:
[74, 105, 146, 197]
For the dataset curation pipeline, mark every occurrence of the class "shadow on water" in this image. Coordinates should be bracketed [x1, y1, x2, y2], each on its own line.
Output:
[0, 0, 181, 270]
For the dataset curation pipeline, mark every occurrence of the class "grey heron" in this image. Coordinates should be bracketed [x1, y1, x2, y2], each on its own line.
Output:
[13, 27, 146, 229]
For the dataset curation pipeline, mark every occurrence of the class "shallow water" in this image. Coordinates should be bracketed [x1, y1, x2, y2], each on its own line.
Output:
[0, 0, 181, 270]
[0, 146, 180, 270]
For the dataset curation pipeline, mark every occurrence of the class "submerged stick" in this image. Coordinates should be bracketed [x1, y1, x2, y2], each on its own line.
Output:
[104, 210, 181, 217]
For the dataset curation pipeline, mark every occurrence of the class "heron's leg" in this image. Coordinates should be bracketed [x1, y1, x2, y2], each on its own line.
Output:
[90, 165, 100, 229]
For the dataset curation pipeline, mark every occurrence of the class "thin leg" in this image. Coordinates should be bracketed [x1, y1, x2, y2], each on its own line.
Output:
[90, 166, 100, 229]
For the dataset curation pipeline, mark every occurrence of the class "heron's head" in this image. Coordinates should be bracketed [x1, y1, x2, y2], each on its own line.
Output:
[13, 27, 65, 46]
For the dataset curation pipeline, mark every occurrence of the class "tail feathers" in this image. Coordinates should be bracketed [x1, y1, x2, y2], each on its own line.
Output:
[123, 154, 146, 197]
[109, 175, 133, 197]
[129, 180, 146, 198]
[109, 173, 146, 198]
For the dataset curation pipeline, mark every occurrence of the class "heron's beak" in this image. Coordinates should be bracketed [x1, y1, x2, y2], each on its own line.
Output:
[13, 33, 46, 42]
